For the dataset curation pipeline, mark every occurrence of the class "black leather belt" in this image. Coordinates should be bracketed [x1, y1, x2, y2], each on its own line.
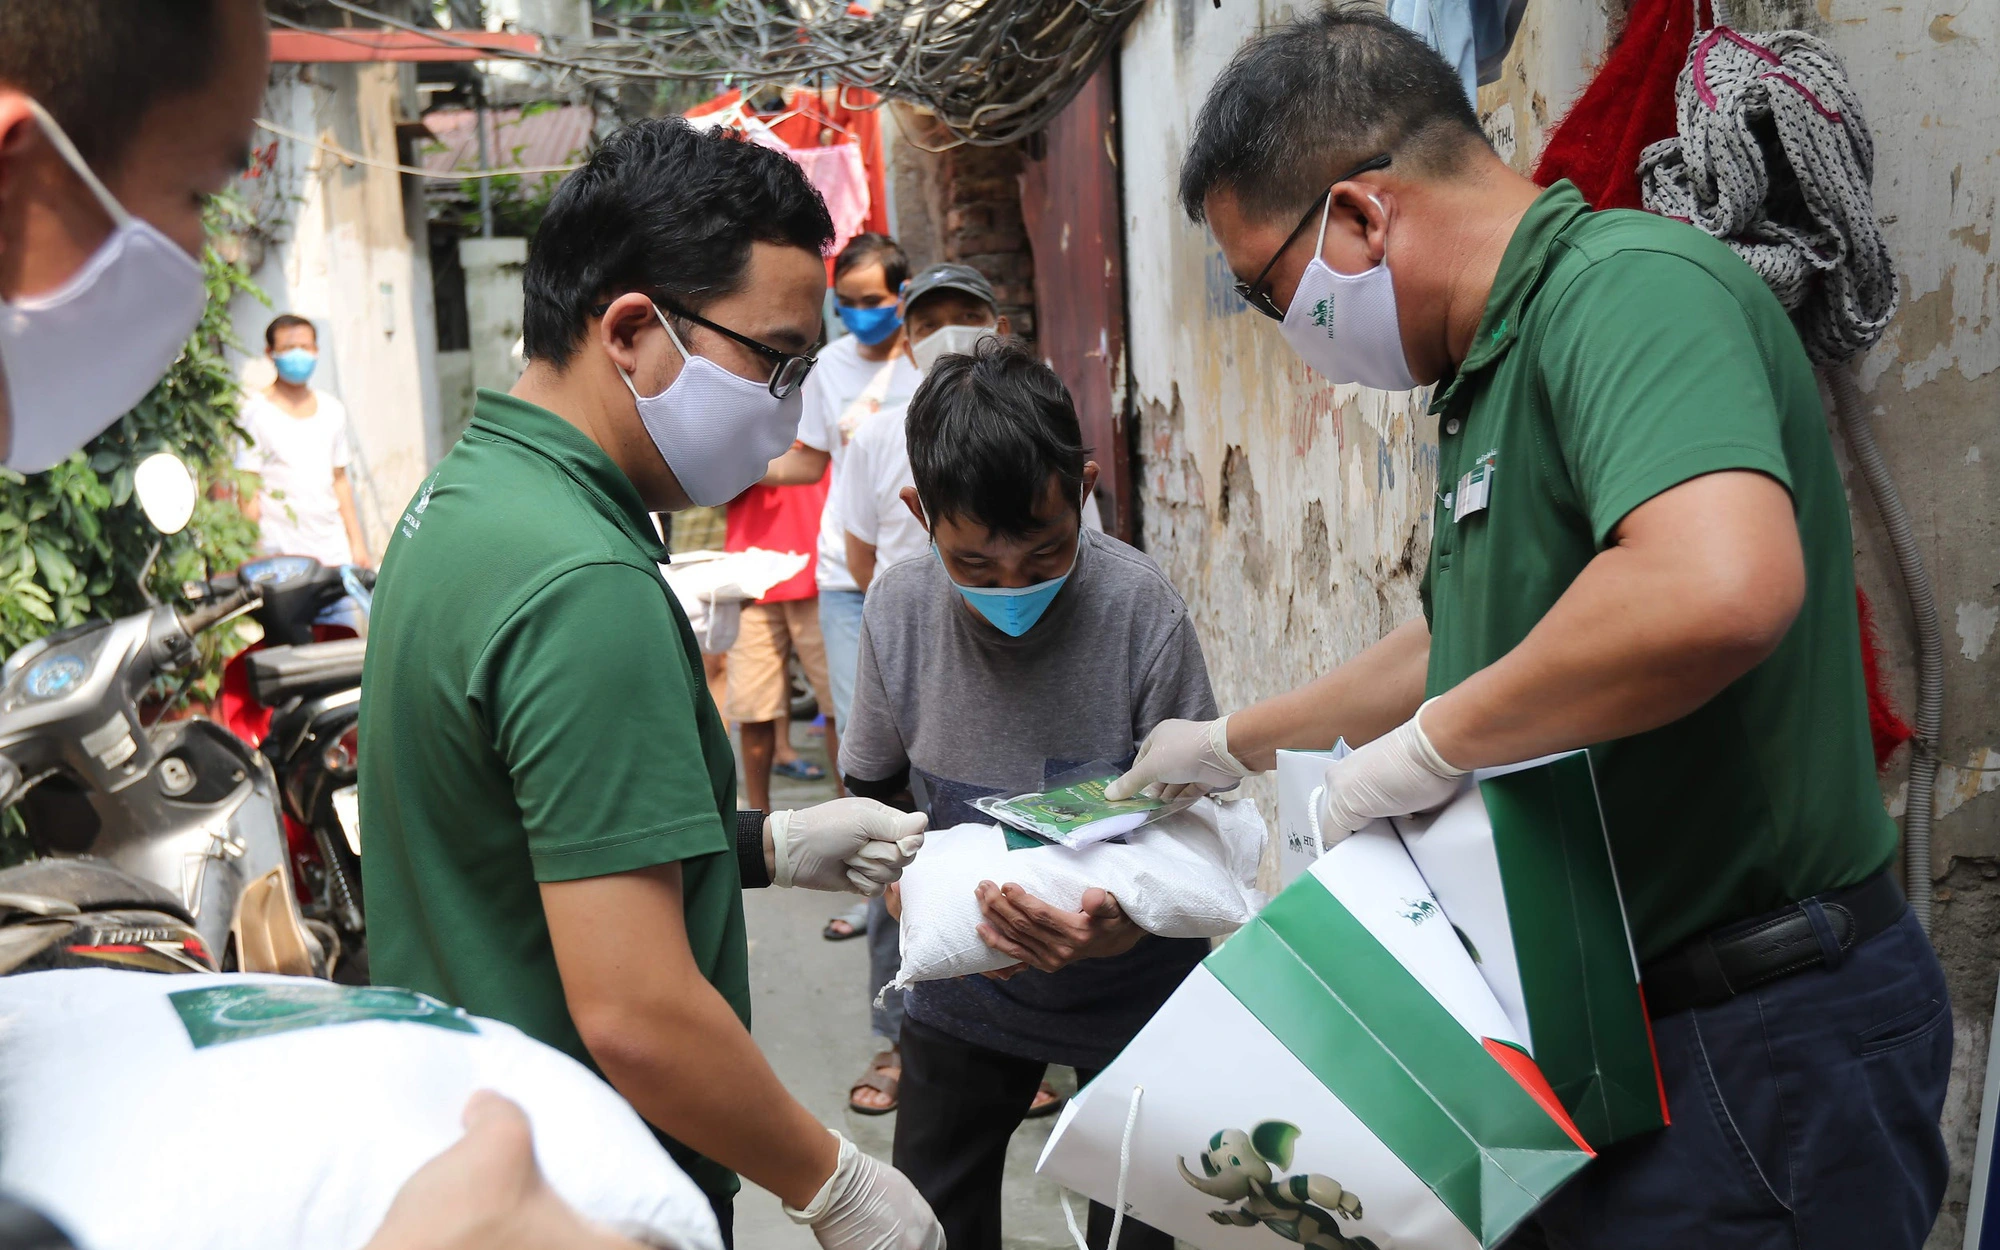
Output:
[1641, 869, 1907, 1019]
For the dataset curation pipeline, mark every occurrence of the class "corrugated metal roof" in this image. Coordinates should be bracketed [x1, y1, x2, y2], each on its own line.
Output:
[419, 104, 594, 175]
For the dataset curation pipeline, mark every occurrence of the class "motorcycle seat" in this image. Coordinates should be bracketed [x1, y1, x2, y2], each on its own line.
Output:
[247, 639, 366, 706]
[0, 858, 195, 925]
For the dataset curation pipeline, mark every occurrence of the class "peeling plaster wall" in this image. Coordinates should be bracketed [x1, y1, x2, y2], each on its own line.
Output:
[230, 64, 441, 560]
[1121, 0, 1997, 1240]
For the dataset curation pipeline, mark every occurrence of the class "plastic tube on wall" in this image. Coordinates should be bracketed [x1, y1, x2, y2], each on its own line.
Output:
[1824, 364, 1942, 935]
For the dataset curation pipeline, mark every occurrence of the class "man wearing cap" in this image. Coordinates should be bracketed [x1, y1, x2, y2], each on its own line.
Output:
[839, 263, 1100, 591]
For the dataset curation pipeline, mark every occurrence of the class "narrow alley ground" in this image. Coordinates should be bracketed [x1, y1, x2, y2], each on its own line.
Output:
[734, 720, 1082, 1250]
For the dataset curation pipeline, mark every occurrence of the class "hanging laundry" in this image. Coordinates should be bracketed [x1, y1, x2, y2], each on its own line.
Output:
[1470, 0, 1531, 85]
[1387, 0, 1477, 103]
[687, 85, 889, 235]
[1531, 0, 1694, 209]
[788, 141, 872, 257]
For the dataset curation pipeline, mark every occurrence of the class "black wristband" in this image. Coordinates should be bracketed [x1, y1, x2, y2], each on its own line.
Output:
[736, 809, 771, 890]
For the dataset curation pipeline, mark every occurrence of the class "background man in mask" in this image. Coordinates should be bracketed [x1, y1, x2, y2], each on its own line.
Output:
[1111, 8, 1948, 1246]
[357, 119, 942, 1250]
[0, 0, 268, 472]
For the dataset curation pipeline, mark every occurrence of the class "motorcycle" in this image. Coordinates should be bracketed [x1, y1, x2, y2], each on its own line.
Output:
[0, 454, 323, 977]
[209, 554, 370, 978]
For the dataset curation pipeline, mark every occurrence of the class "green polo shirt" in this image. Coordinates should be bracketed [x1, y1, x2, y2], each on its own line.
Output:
[1422, 182, 1896, 962]
[357, 389, 745, 1199]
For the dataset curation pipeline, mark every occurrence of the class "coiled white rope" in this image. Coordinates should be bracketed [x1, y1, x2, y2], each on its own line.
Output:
[1060, 1084, 1143, 1250]
[1638, 22, 1896, 364]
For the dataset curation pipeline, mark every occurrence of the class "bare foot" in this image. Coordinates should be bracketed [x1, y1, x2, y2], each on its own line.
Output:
[362, 1091, 644, 1250]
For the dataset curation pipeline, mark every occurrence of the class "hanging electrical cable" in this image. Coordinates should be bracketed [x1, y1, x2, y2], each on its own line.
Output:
[287, 0, 1145, 148]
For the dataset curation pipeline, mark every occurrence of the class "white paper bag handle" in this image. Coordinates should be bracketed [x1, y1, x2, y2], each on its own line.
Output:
[1060, 1083, 1143, 1250]
[1306, 784, 1329, 858]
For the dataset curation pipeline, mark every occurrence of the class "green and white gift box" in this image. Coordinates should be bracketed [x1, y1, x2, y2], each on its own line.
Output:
[1277, 747, 1665, 1149]
[1037, 750, 1666, 1248]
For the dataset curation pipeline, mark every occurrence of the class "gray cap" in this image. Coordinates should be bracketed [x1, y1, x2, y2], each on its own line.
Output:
[901, 262, 997, 313]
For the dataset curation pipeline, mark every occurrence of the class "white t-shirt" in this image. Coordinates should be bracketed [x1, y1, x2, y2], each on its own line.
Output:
[236, 389, 356, 567]
[796, 334, 921, 593]
[838, 400, 1103, 583]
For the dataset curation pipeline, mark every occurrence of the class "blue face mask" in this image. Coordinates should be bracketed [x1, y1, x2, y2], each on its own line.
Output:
[273, 347, 317, 385]
[836, 302, 902, 346]
[927, 492, 1085, 637]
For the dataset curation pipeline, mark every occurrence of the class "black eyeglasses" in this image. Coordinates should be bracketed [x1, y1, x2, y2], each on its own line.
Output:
[1234, 153, 1393, 321]
[593, 297, 818, 399]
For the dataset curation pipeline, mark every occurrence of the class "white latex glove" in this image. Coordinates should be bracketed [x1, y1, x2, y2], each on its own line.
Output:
[1104, 715, 1254, 801]
[769, 798, 928, 895]
[786, 1131, 945, 1250]
[1319, 698, 1469, 835]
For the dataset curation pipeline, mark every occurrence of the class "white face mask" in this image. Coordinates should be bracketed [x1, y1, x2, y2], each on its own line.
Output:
[0, 100, 207, 473]
[1278, 194, 1419, 392]
[618, 302, 802, 508]
[909, 322, 998, 374]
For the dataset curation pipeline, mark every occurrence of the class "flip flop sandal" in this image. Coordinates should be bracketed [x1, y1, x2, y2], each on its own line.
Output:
[822, 902, 871, 941]
[849, 1049, 900, 1116]
[773, 759, 827, 782]
[1023, 1080, 1066, 1119]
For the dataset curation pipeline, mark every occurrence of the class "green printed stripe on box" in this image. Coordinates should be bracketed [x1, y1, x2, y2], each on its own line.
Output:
[1482, 753, 1667, 1145]
[1209, 875, 1590, 1244]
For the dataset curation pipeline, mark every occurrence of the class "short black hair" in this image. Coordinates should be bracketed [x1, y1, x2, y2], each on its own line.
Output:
[834, 233, 910, 295]
[1179, 3, 1485, 225]
[0, 1, 227, 171]
[265, 314, 316, 350]
[906, 337, 1088, 540]
[522, 119, 835, 368]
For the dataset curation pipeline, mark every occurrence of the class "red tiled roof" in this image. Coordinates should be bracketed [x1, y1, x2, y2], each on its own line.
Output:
[420, 104, 594, 175]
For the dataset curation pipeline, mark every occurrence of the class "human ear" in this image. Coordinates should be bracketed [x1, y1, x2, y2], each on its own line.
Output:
[1328, 186, 1391, 266]
[899, 485, 929, 533]
[598, 293, 671, 389]
[1081, 461, 1101, 502]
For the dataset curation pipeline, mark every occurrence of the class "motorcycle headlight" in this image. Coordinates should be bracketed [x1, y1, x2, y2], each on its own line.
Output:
[322, 723, 359, 776]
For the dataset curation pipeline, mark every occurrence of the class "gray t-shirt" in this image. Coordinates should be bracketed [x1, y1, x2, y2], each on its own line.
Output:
[841, 528, 1218, 1068]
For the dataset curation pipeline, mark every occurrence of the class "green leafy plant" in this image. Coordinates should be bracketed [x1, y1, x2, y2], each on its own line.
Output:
[0, 198, 265, 701]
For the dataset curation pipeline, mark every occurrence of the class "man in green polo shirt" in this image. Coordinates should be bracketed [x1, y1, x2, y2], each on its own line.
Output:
[358, 119, 943, 1250]
[1110, 9, 1949, 1247]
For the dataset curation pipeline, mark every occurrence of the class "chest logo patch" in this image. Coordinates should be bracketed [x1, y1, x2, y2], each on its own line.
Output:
[400, 474, 439, 540]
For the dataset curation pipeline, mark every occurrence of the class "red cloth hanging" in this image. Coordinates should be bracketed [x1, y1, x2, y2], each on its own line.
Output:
[1856, 588, 1915, 768]
[1531, 0, 1695, 209]
[687, 85, 889, 236]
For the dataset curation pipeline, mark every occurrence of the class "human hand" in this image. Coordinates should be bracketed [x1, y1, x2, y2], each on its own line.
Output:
[973, 882, 1146, 973]
[768, 798, 927, 895]
[786, 1131, 945, 1250]
[1318, 698, 1468, 836]
[1104, 716, 1254, 801]
[362, 1092, 645, 1250]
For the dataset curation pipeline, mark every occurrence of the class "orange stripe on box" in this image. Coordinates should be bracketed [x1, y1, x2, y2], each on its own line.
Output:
[1481, 1038, 1596, 1157]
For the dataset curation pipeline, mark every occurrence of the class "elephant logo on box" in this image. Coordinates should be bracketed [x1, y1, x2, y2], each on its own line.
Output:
[1178, 1121, 1381, 1249]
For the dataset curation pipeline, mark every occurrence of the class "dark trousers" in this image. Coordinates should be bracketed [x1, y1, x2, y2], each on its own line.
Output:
[707, 1193, 733, 1250]
[1505, 908, 1951, 1250]
[894, 1016, 1171, 1250]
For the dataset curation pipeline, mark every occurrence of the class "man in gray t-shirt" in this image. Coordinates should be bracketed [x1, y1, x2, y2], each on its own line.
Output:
[839, 337, 1213, 1250]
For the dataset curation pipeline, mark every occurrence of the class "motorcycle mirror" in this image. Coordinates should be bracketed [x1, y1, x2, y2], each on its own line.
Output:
[133, 453, 197, 536]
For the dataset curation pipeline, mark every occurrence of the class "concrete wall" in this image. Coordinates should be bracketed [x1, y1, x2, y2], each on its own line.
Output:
[440, 236, 529, 448]
[230, 64, 442, 558]
[1118, 0, 1997, 1240]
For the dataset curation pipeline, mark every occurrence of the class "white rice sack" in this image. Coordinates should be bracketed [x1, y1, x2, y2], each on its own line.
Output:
[890, 795, 1268, 990]
[0, 970, 722, 1250]
[660, 548, 810, 654]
